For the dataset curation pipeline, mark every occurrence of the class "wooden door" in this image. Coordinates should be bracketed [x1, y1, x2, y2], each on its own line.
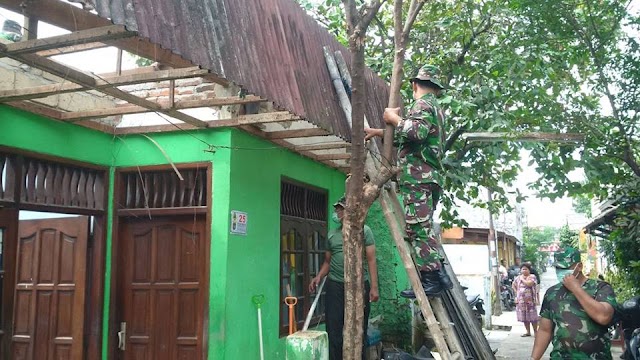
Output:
[12, 216, 89, 360]
[0, 208, 18, 360]
[118, 217, 206, 360]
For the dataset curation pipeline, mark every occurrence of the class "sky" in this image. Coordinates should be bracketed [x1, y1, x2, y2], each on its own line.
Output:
[514, 156, 588, 229]
[0, 2, 602, 229]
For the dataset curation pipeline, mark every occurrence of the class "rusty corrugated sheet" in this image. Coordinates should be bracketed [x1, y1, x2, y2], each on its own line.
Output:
[93, 0, 389, 141]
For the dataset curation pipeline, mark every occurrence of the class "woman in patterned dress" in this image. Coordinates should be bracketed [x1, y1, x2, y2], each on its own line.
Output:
[513, 263, 539, 336]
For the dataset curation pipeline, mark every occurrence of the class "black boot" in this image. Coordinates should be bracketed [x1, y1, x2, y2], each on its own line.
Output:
[438, 267, 453, 290]
[400, 271, 443, 298]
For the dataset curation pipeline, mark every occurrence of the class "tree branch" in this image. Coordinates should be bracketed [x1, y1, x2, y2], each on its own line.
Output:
[444, 127, 467, 152]
[456, 15, 492, 66]
[455, 141, 485, 161]
[342, 0, 359, 32]
[359, 0, 385, 33]
[623, 147, 640, 177]
[402, 0, 425, 37]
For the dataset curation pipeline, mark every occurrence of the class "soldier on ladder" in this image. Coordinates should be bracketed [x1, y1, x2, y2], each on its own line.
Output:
[365, 64, 453, 296]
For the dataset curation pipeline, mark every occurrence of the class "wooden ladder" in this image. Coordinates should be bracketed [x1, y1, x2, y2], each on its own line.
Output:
[324, 47, 496, 360]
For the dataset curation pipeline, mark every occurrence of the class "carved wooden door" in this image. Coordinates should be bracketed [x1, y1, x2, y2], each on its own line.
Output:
[118, 217, 206, 360]
[12, 216, 89, 360]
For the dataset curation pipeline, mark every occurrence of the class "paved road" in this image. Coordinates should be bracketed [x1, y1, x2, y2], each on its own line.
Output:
[485, 267, 554, 359]
[484, 267, 623, 359]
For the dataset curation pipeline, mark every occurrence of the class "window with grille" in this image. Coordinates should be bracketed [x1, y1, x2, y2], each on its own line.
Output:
[280, 180, 328, 336]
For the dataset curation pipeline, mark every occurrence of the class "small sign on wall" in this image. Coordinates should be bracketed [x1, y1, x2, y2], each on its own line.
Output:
[230, 210, 248, 235]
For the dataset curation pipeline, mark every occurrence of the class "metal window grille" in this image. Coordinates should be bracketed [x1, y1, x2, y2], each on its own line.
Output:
[280, 180, 327, 336]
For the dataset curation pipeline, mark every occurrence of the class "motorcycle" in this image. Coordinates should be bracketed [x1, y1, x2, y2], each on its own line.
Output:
[500, 278, 516, 311]
[462, 286, 485, 327]
[620, 295, 640, 360]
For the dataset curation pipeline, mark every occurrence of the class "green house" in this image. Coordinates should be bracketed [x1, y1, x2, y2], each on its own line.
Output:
[0, 0, 410, 359]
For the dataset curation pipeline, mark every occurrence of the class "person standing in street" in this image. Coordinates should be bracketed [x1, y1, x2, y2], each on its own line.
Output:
[513, 263, 539, 337]
[524, 261, 541, 285]
[309, 196, 379, 360]
[530, 247, 618, 359]
[365, 64, 453, 297]
[499, 259, 508, 281]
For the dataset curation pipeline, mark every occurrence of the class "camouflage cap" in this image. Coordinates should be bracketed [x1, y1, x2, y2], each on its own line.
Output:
[333, 196, 346, 208]
[411, 64, 446, 89]
[554, 246, 581, 269]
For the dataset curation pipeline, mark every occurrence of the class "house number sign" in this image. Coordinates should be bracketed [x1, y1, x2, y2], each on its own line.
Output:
[230, 210, 248, 235]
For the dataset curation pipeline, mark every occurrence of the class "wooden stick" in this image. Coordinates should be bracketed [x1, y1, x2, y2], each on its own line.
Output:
[462, 132, 585, 143]
[0, 25, 134, 57]
[379, 190, 451, 360]
[0, 67, 209, 103]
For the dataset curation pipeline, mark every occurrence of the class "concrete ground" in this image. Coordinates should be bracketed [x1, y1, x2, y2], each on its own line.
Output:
[483, 267, 623, 360]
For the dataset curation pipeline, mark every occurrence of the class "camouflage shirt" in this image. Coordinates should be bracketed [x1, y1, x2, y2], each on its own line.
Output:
[540, 279, 617, 359]
[393, 93, 444, 186]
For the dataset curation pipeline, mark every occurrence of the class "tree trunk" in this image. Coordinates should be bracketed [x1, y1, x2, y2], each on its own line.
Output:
[382, 0, 416, 162]
[343, 33, 368, 360]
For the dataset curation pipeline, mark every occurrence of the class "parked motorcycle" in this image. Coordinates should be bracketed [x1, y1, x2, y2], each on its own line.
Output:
[500, 278, 516, 311]
[620, 295, 640, 360]
[461, 286, 485, 327]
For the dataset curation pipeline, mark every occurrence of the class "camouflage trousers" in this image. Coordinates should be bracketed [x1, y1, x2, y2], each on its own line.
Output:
[400, 182, 442, 272]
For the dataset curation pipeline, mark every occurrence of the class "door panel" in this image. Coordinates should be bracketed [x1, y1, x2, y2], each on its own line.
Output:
[12, 216, 89, 360]
[119, 218, 206, 360]
[0, 208, 18, 360]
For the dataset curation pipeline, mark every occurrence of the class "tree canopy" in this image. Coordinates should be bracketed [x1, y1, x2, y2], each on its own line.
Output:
[298, 0, 639, 291]
[300, 0, 638, 208]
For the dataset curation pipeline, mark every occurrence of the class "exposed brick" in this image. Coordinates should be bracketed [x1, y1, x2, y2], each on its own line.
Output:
[175, 78, 203, 87]
[178, 87, 194, 95]
[147, 89, 161, 97]
[130, 91, 149, 99]
[175, 94, 200, 102]
[195, 84, 217, 93]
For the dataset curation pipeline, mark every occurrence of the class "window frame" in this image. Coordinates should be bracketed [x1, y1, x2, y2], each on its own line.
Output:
[279, 179, 328, 337]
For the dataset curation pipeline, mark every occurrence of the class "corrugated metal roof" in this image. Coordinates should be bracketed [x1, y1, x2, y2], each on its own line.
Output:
[93, 0, 389, 141]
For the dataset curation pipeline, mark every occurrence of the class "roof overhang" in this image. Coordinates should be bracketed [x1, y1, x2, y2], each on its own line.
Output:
[0, 0, 386, 172]
[583, 205, 619, 239]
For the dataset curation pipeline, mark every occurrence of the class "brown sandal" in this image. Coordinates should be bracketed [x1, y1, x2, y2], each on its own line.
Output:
[521, 333, 531, 337]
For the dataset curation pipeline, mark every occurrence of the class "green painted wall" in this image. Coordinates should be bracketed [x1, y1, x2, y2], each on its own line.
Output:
[366, 201, 412, 349]
[109, 130, 234, 360]
[0, 106, 114, 165]
[0, 105, 411, 358]
[220, 129, 346, 359]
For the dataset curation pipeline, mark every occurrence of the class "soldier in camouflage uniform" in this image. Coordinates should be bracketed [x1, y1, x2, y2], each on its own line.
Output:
[530, 247, 617, 360]
[365, 65, 452, 296]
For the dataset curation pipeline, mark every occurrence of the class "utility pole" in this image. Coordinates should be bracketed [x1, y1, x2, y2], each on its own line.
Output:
[486, 189, 501, 326]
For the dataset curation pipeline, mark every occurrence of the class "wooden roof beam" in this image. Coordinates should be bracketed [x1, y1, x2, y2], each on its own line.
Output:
[36, 42, 109, 57]
[0, 0, 228, 85]
[60, 96, 267, 121]
[0, 66, 209, 102]
[5, 53, 207, 127]
[462, 132, 585, 143]
[267, 128, 330, 139]
[5, 100, 115, 133]
[239, 125, 347, 172]
[115, 112, 299, 134]
[0, 25, 135, 57]
[314, 153, 351, 161]
[295, 143, 351, 151]
[7, 100, 64, 119]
